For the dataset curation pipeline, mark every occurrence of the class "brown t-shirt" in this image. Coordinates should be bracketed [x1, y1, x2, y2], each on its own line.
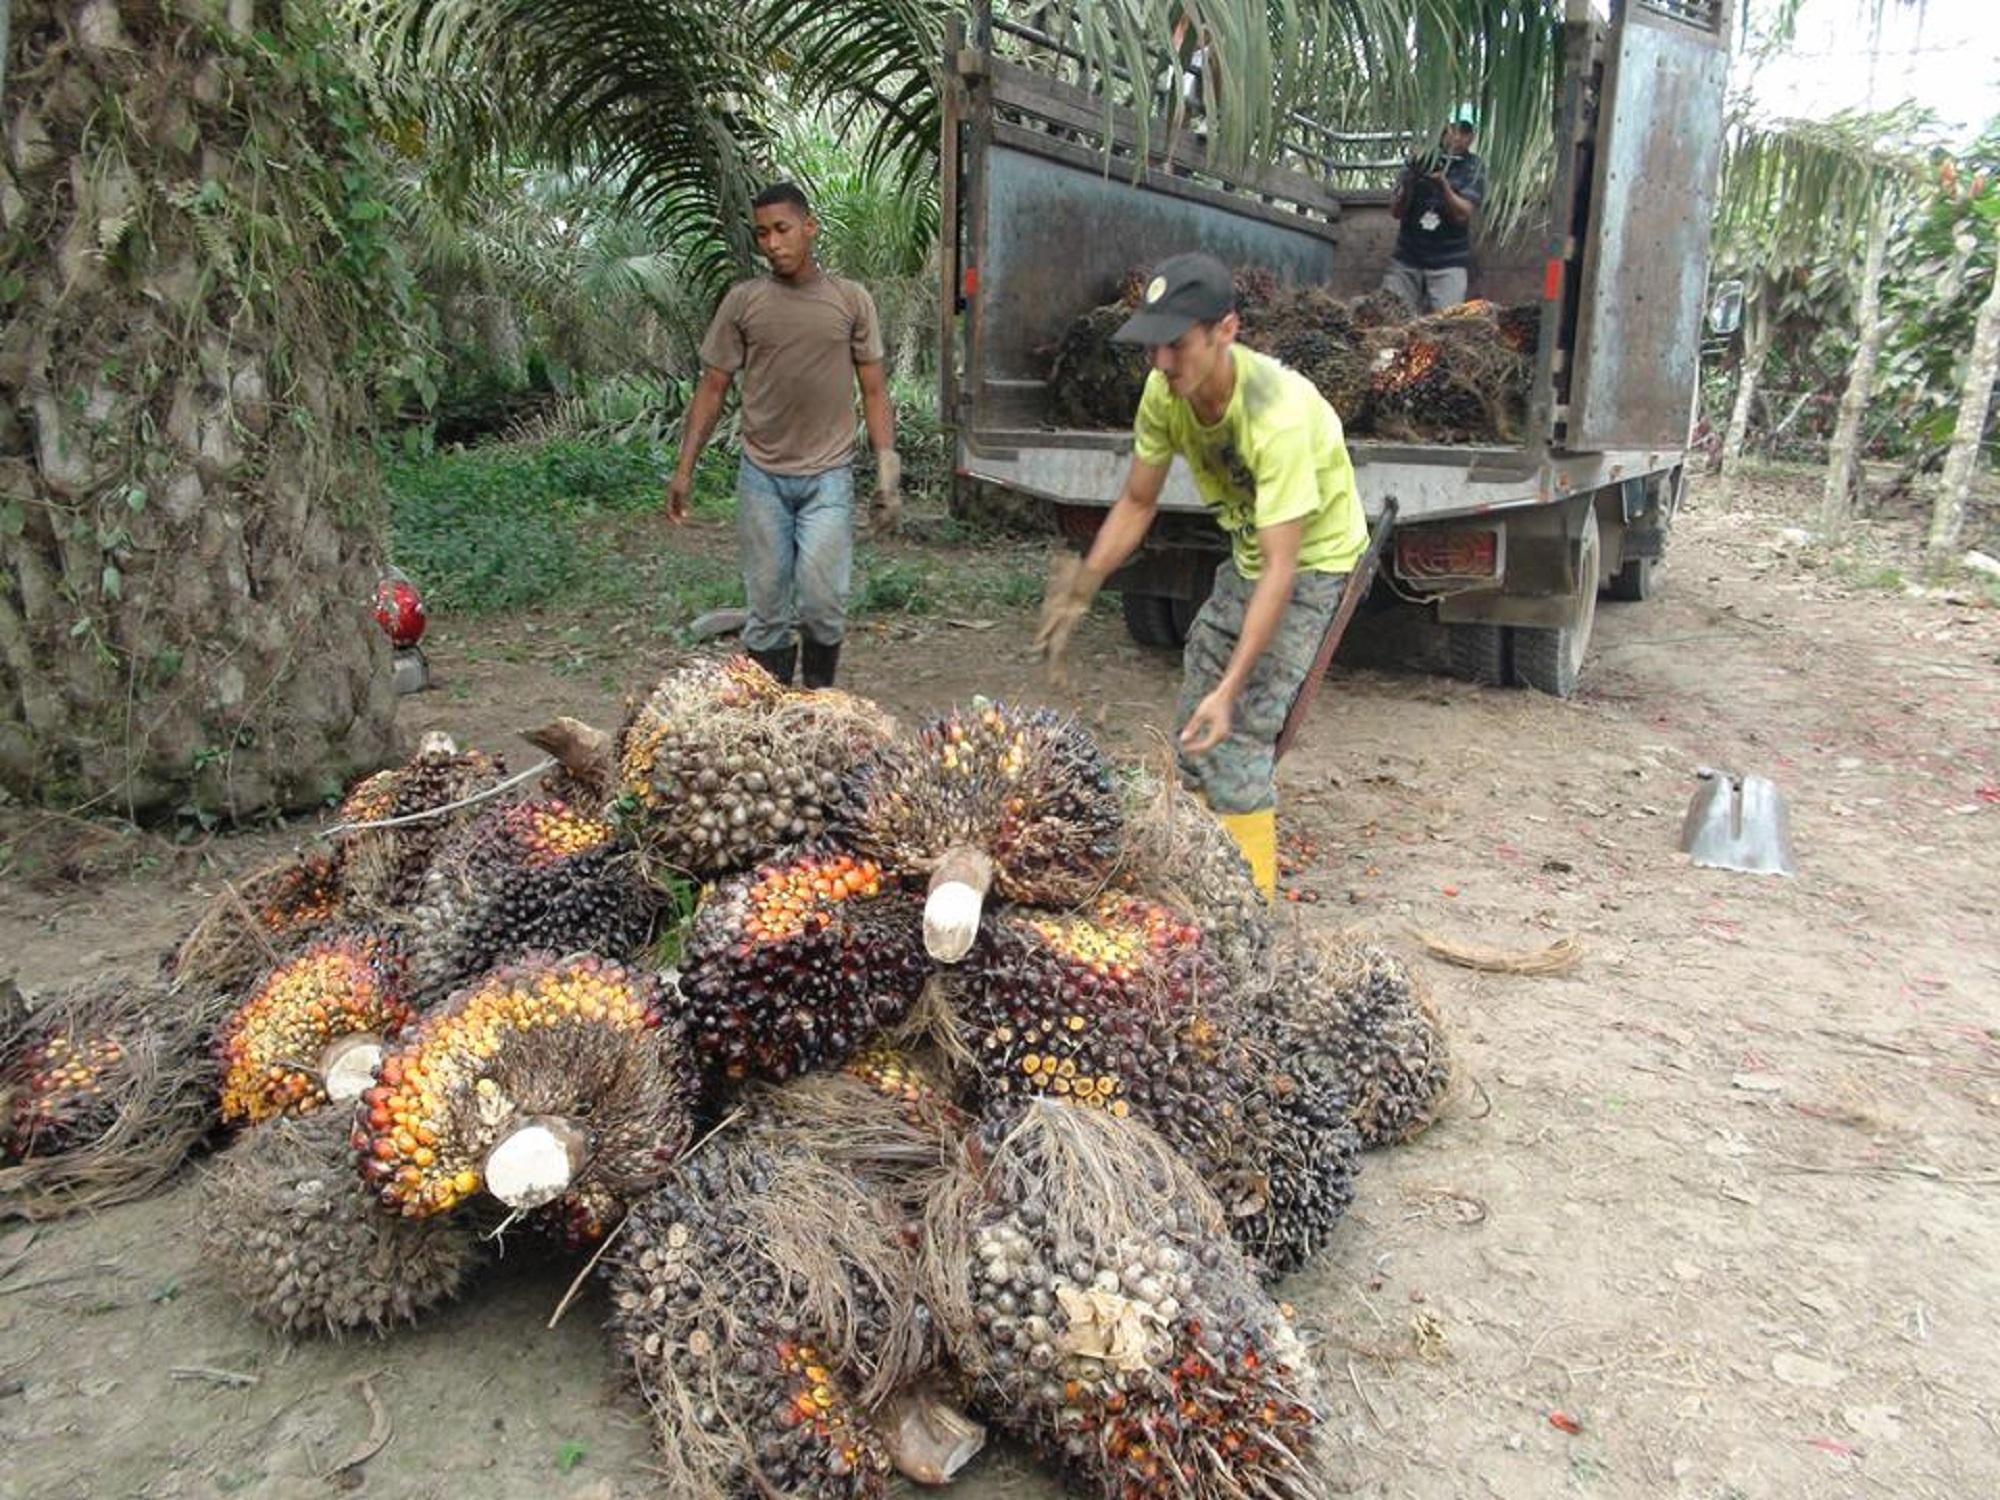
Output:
[698, 271, 884, 475]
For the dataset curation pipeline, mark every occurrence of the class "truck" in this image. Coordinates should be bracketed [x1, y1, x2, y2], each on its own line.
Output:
[937, 0, 1732, 697]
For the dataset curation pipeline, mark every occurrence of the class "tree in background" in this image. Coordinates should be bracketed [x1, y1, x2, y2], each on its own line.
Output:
[1924, 154, 2000, 565]
[2, 1, 423, 819]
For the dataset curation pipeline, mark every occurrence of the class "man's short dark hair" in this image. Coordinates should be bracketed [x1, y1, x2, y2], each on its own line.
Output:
[1450, 117, 1477, 136]
[753, 182, 813, 216]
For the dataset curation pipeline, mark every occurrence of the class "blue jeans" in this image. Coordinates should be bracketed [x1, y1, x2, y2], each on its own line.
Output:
[735, 459, 854, 652]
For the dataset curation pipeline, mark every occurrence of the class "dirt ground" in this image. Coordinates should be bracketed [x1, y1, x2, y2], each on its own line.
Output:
[2, 471, 1997, 1500]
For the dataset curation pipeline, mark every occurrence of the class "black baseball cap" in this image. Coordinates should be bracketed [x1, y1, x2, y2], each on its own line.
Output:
[1111, 253, 1235, 344]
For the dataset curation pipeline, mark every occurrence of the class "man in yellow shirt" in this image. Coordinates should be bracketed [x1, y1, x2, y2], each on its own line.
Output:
[1036, 252, 1367, 898]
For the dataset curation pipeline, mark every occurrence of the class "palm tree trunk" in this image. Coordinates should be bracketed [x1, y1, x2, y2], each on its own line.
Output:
[1, 0, 400, 818]
[1821, 196, 1894, 533]
[1722, 280, 1772, 480]
[1926, 251, 2000, 566]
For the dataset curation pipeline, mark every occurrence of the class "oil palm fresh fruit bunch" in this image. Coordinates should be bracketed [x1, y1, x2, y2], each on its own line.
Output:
[216, 929, 413, 1126]
[353, 954, 695, 1218]
[675, 846, 928, 1083]
[923, 1102, 1325, 1500]
[617, 657, 895, 880]
[337, 732, 508, 910]
[171, 849, 345, 995]
[837, 702, 1121, 963]
[202, 1109, 476, 1337]
[404, 797, 654, 1002]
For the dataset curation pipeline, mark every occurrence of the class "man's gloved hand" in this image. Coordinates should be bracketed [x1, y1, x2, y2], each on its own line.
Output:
[1033, 552, 1104, 688]
[870, 448, 902, 536]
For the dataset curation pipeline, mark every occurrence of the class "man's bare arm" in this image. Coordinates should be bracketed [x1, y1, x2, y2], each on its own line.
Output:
[665, 366, 733, 522]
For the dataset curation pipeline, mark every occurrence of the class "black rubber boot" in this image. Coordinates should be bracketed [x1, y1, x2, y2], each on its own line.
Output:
[800, 637, 841, 690]
[747, 642, 796, 686]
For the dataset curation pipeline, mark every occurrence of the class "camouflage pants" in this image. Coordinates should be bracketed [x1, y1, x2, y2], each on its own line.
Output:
[1174, 561, 1346, 814]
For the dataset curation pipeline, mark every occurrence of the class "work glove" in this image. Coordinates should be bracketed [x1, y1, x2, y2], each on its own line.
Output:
[1033, 552, 1104, 689]
[870, 448, 902, 536]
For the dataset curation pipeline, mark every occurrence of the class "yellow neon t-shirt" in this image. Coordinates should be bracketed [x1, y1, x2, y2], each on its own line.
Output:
[1132, 344, 1367, 578]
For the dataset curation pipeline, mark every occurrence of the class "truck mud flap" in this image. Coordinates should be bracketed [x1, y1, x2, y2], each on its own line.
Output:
[1276, 500, 1399, 761]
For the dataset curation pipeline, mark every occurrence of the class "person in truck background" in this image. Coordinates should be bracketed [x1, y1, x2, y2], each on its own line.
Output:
[1381, 115, 1487, 314]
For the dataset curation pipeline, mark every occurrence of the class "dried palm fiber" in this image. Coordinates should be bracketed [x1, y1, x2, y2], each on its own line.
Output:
[603, 1116, 929, 1497]
[402, 797, 655, 1003]
[520, 715, 619, 814]
[170, 848, 345, 995]
[1111, 764, 1274, 994]
[1347, 287, 1409, 329]
[617, 657, 896, 880]
[937, 893, 1358, 1275]
[215, 930, 414, 1126]
[354, 954, 696, 1217]
[922, 1101, 1325, 1500]
[675, 846, 929, 1082]
[837, 700, 1122, 963]
[1, 974, 228, 1219]
[1368, 302, 1532, 444]
[337, 732, 509, 910]
[200, 1109, 476, 1337]
[1256, 936, 1451, 1148]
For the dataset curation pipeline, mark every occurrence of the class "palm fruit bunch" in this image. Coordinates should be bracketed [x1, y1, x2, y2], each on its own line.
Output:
[1, 975, 224, 1215]
[1112, 772, 1273, 995]
[338, 732, 508, 909]
[216, 931, 414, 1126]
[1047, 302, 1151, 428]
[170, 849, 345, 995]
[1229, 1045, 1362, 1279]
[1258, 938, 1451, 1149]
[605, 1124, 918, 1499]
[404, 797, 654, 1002]
[841, 1045, 972, 1145]
[354, 953, 695, 1218]
[837, 701, 1122, 962]
[1496, 301, 1542, 354]
[926, 1103, 1325, 1500]
[202, 1109, 477, 1337]
[3, 1030, 132, 1159]
[520, 715, 619, 815]
[617, 656, 895, 879]
[1371, 303, 1531, 443]
[675, 847, 929, 1082]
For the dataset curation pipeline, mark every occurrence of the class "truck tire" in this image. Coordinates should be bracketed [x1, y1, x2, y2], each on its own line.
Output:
[1121, 591, 1183, 649]
[1603, 554, 1657, 601]
[1512, 509, 1600, 699]
[1445, 623, 1509, 685]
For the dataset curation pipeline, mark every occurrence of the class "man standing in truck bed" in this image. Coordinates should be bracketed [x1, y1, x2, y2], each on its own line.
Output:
[1035, 253, 1367, 899]
[666, 182, 900, 689]
[1382, 116, 1487, 313]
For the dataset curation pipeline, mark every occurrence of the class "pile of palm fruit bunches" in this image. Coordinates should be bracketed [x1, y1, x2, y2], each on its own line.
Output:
[1047, 263, 1542, 444]
[0, 656, 1454, 1500]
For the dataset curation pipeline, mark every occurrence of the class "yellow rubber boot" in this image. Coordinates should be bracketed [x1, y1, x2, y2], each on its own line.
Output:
[1214, 807, 1278, 903]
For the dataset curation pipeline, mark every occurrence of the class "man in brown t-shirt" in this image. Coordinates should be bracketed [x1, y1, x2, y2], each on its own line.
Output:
[666, 183, 898, 688]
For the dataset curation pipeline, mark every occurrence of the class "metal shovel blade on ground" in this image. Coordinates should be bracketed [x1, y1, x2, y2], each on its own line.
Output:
[1679, 769, 1797, 876]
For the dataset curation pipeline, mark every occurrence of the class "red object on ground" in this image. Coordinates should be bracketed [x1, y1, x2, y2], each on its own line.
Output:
[374, 574, 427, 648]
[1548, 1411, 1583, 1436]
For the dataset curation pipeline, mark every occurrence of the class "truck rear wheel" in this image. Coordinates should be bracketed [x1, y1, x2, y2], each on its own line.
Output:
[1445, 623, 1510, 685]
[1512, 508, 1600, 699]
[1120, 591, 1203, 650]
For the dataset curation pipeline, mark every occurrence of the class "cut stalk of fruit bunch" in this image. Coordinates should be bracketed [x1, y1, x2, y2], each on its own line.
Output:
[838, 703, 1121, 964]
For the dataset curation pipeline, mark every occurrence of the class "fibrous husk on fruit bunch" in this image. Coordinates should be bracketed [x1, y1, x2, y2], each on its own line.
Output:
[922, 1102, 1325, 1500]
[939, 894, 1358, 1274]
[837, 701, 1122, 963]
[1, 975, 228, 1219]
[170, 849, 345, 996]
[676, 847, 929, 1083]
[337, 733, 509, 910]
[1256, 937, 1451, 1149]
[604, 1085, 948, 1500]
[1368, 301, 1532, 445]
[617, 657, 896, 881]
[403, 797, 655, 1003]
[216, 930, 414, 1127]
[354, 954, 696, 1219]
[1112, 767, 1273, 994]
[201, 1109, 476, 1338]
[520, 715, 620, 815]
